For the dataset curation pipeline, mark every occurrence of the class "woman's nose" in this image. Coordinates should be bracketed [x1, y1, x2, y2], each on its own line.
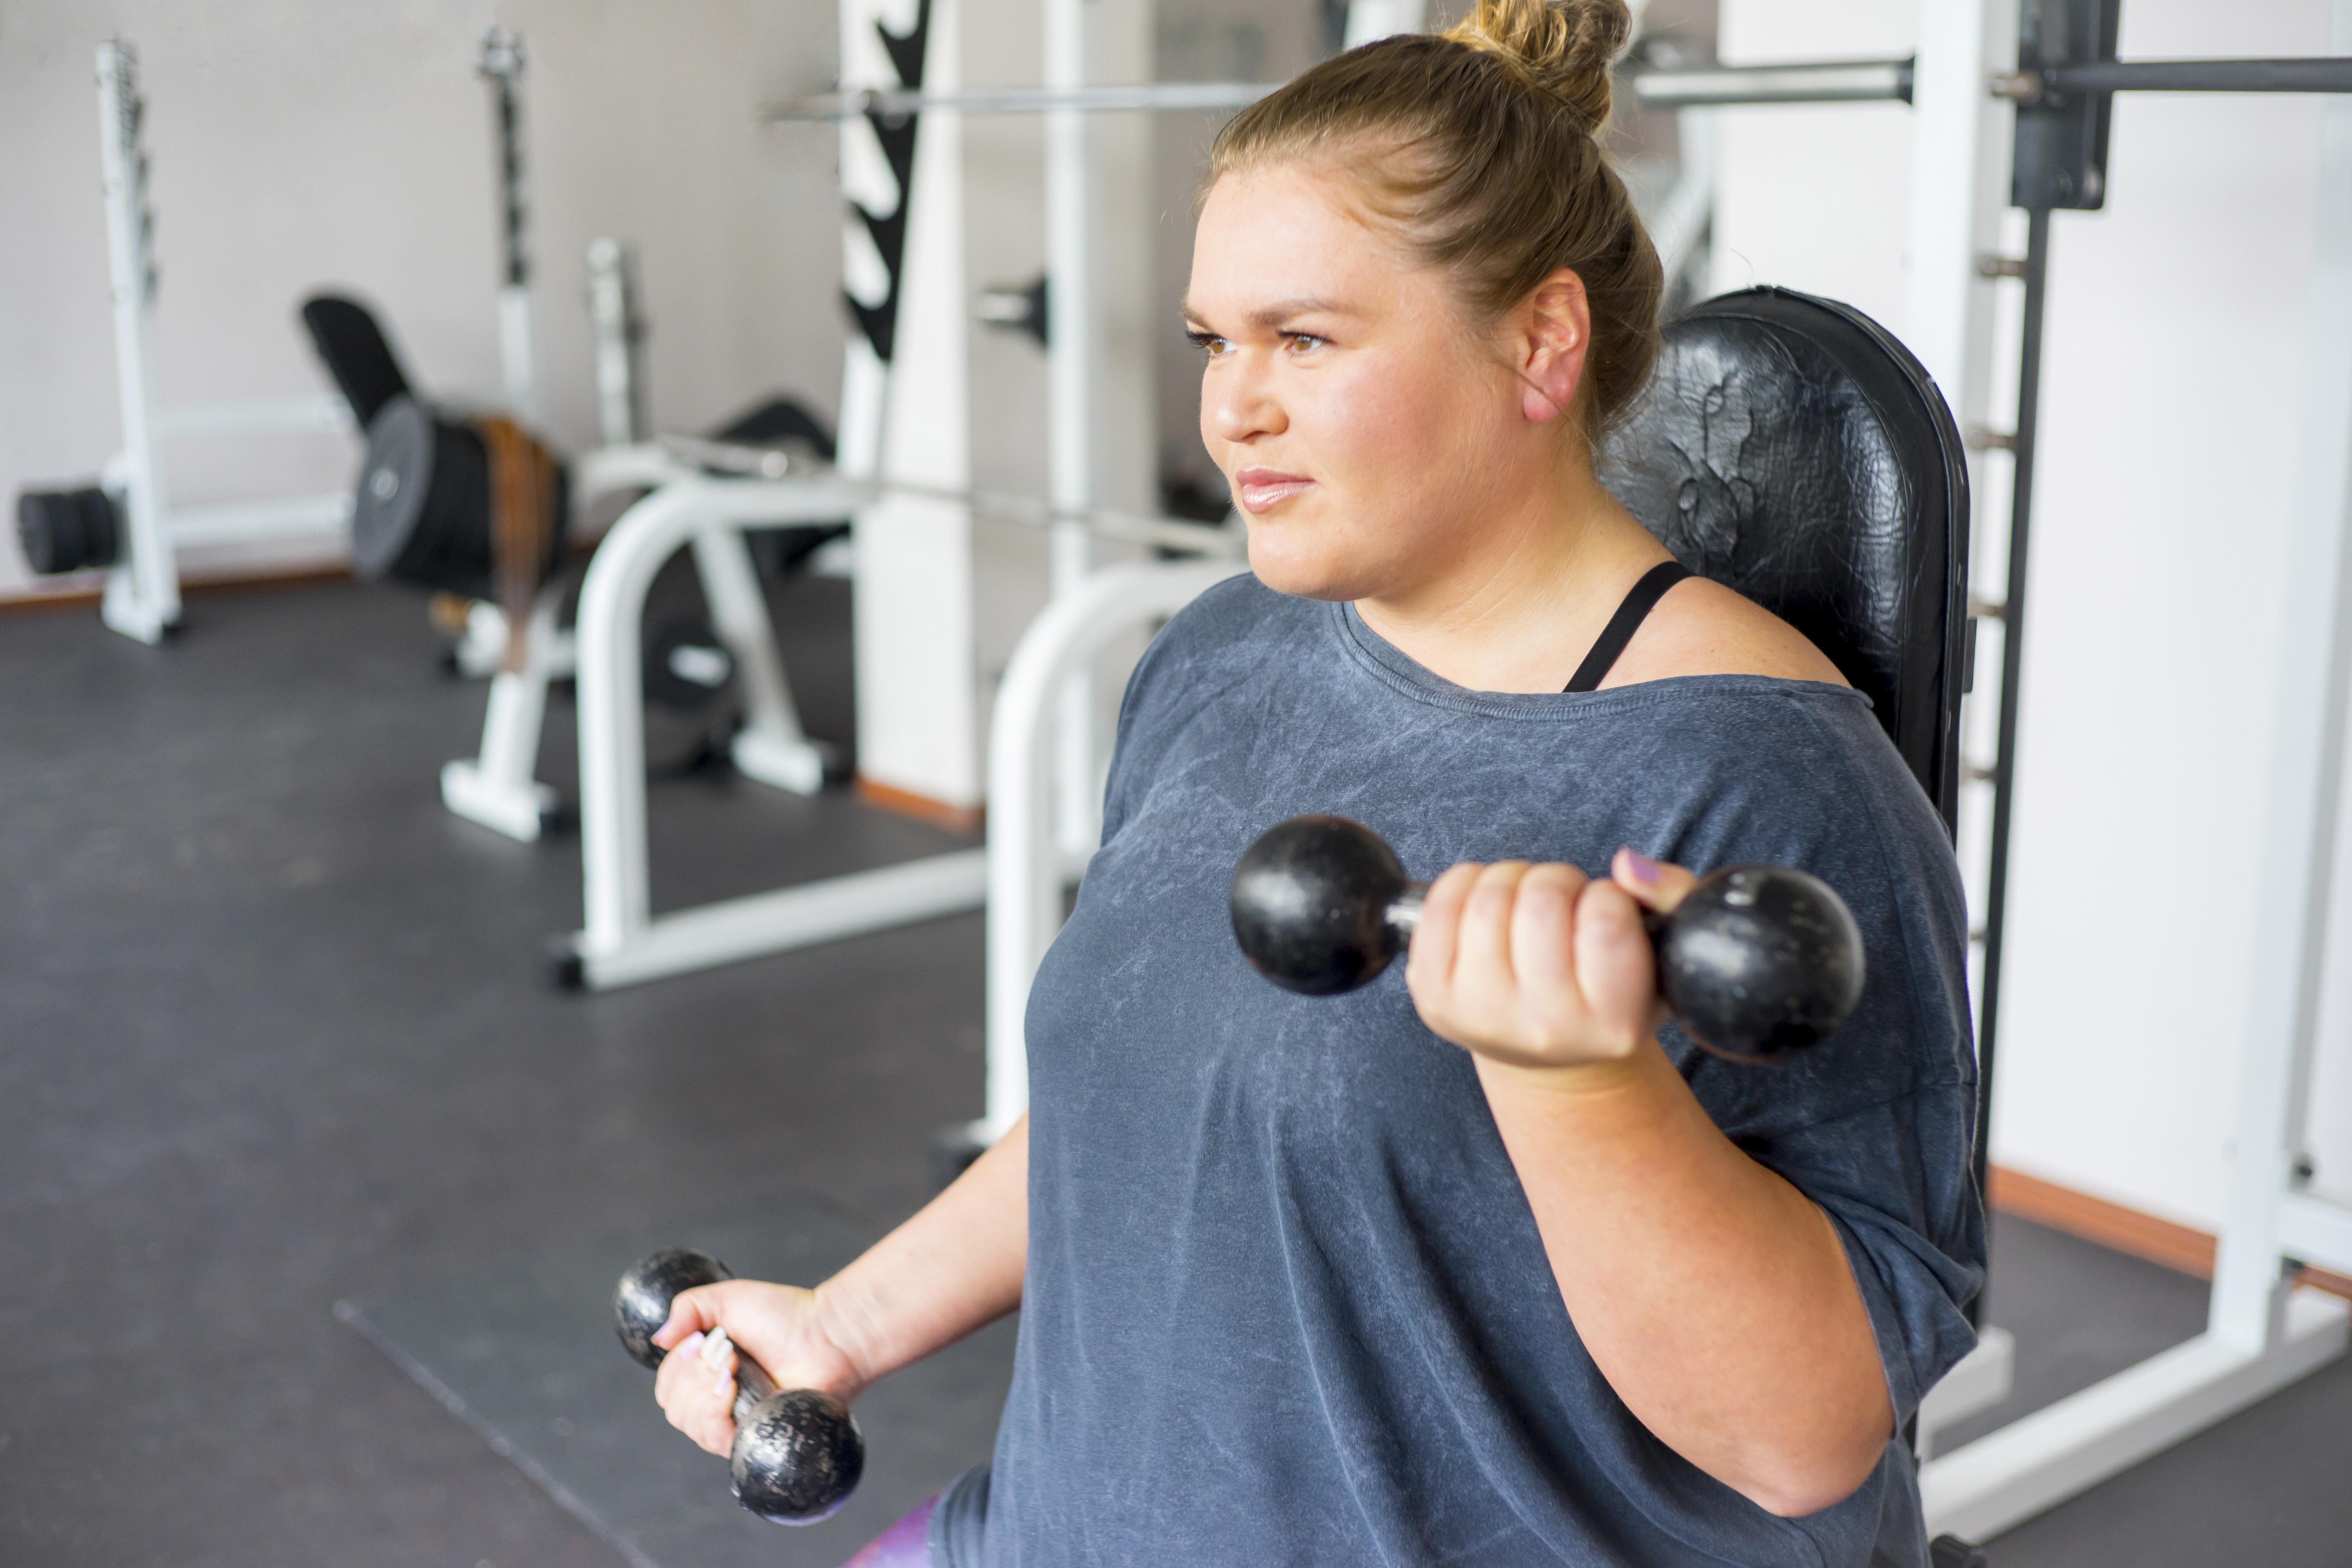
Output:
[1205, 352, 1286, 445]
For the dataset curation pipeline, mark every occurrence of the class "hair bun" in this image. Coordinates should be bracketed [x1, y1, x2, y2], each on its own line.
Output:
[1441, 0, 1629, 134]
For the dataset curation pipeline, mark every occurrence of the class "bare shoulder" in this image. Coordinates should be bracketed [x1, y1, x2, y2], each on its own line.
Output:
[1602, 574, 1849, 688]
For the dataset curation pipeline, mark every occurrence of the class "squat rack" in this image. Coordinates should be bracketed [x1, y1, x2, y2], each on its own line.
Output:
[1633, 0, 2352, 1540]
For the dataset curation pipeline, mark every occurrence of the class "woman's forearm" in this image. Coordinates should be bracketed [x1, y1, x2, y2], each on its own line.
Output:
[1477, 1047, 1891, 1516]
[816, 1114, 1029, 1387]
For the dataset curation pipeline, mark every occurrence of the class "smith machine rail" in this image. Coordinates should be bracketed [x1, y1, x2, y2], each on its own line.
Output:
[1627, 0, 2352, 1541]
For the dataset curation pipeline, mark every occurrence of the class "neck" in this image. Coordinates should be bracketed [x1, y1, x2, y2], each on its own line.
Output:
[1354, 458, 1666, 694]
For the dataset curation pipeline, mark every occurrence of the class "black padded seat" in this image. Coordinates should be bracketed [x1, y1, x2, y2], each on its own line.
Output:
[1601, 287, 1971, 834]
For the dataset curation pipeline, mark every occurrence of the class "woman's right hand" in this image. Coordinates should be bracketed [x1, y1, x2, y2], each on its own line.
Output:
[649, 1280, 865, 1457]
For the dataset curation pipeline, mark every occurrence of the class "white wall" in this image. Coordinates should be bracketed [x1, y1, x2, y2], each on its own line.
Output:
[1713, 0, 2352, 1229]
[0, 0, 847, 598]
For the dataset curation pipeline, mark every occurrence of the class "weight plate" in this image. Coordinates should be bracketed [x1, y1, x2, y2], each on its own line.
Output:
[350, 396, 438, 584]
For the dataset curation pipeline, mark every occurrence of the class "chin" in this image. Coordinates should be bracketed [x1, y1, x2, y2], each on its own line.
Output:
[1244, 529, 1360, 603]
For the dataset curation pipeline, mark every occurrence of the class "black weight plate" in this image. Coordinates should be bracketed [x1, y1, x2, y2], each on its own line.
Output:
[15, 486, 122, 575]
[351, 396, 437, 583]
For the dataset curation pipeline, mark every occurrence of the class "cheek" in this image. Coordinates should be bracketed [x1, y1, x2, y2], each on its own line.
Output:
[1312, 357, 1479, 500]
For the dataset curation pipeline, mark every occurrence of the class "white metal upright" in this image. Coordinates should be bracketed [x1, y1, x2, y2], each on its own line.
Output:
[479, 28, 541, 424]
[95, 41, 175, 644]
[87, 41, 354, 645]
[1043, 0, 1103, 862]
[982, 561, 1246, 1136]
[567, 475, 984, 990]
[1911, 0, 2352, 1539]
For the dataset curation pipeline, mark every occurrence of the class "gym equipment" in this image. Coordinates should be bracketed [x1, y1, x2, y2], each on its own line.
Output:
[16, 488, 121, 577]
[13, 42, 356, 642]
[1636, 2, 2352, 1540]
[350, 394, 568, 603]
[478, 27, 540, 422]
[1227, 815, 1865, 1063]
[586, 238, 648, 448]
[303, 289, 828, 833]
[613, 1248, 864, 1524]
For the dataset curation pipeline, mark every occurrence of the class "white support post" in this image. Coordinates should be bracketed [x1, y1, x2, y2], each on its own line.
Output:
[567, 476, 986, 990]
[691, 524, 830, 796]
[1902, 0, 2012, 421]
[587, 238, 645, 447]
[499, 286, 539, 425]
[2211, 0, 2352, 1354]
[1044, 0, 1100, 860]
[481, 28, 539, 423]
[981, 561, 1243, 1137]
[1917, 0, 2352, 1537]
[844, 0, 982, 820]
[440, 587, 570, 843]
[1342, 0, 1427, 49]
[95, 42, 177, 645]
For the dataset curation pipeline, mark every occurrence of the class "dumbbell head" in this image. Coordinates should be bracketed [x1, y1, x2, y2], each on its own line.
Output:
[1229, 815, 1414, 996]
[1655, 864, 1865, 1062]
[732, 1388, 864, 1525]
[613, 1248, 865, 1526]
[1228, 816, 1866, 1062]
[613, 1246, 731, 1370]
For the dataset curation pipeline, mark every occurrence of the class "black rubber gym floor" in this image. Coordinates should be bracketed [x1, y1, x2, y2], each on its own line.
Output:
[2, 577, 2346, 1566]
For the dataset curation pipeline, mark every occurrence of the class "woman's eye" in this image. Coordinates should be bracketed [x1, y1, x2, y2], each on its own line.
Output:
[1185, 329, 1227, 356]
[1288, 333, 1325, 353]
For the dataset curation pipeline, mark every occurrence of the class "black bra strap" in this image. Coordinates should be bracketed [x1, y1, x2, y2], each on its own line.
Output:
[1564, 560, 1694, 693]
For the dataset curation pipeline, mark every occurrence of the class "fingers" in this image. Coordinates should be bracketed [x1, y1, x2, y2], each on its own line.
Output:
[653, 1325, 741, 1457]
[1406, 854, 1657, 1068]
[652, 1282, 730, 1353]
[1612, 846, 1698, 916]
[1405, 861, 1482, 996]
[1454, 861, 1536, 995]
[1573, 877, 1663, 1042]
[1509, 864, 1585, 998]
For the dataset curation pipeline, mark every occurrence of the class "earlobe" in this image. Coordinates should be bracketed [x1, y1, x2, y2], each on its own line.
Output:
[1518, 270, 1591, 426]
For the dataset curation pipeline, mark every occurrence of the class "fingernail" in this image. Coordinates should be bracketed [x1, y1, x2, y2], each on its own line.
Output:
[1622, 848, 1662, 884]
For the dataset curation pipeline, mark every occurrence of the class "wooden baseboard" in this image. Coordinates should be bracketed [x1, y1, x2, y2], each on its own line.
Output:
[1989, 1164, 2352, 1303]
[854, 775, 984, 835]
[0, 564, 353, 617]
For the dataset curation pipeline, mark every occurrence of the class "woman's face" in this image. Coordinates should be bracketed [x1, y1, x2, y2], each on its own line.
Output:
[1186, 160, 1556, 604]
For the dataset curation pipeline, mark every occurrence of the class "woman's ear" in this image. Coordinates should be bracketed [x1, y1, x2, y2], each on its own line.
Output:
[1516, 270, 1592, 426]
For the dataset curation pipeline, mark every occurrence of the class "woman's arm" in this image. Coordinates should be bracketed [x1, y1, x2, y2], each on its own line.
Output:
[1407, 862, 1891, 1517]
[650, 1114, 1029, 1455]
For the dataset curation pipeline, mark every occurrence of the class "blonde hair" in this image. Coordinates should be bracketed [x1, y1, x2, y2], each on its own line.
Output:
[1207, 0, 1662, 441]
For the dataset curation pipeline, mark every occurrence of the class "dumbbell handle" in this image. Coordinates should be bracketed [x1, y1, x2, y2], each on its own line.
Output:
[704, 1327, 780, 1424]
[1381, 882, 1672, 946]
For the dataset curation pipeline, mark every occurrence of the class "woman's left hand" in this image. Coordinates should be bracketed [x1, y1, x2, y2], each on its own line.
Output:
[1405, 848, 1699, 1072]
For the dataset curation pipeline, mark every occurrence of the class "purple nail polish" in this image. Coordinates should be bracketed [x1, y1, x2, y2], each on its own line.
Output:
[1623, 849, 1662, 884]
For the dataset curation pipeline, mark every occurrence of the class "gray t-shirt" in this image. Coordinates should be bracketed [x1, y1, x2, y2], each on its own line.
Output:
[938, 573, 1984, 1567]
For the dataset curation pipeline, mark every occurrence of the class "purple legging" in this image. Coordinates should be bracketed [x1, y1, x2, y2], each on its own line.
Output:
[836, 1494, 938, 1568]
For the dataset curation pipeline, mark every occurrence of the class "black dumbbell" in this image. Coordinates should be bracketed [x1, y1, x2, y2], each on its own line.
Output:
[613, 1248, 864, 1525]
[1228, 815, 1865, 1062]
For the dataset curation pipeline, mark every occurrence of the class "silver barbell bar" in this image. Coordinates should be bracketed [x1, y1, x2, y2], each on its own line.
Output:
[655, 434, 1243, 557]
[763, 59, 1926, 124]
[763, 80, 1279, 122]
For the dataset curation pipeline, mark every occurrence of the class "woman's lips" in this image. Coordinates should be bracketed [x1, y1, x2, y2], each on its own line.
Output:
[1235, 469, 1314, 513]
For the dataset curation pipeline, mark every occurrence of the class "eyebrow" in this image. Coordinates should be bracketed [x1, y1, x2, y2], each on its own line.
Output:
[1179, 296, 1362, 331]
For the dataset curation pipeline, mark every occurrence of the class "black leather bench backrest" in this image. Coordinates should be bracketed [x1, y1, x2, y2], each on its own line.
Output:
[1600, 287, 1971, 834]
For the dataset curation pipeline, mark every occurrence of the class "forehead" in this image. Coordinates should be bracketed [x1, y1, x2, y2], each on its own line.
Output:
[1187, 161, 1411, 319]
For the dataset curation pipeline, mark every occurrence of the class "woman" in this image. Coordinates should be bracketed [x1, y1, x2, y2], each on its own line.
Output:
[651, 1, 1984, 1562]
